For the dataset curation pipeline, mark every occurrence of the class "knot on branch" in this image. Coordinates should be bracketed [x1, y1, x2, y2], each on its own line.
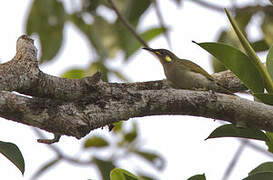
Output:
[16, 35, 37, 61]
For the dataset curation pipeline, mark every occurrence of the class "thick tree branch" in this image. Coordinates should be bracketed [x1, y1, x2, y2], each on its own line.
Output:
[0, 35, 271, 141]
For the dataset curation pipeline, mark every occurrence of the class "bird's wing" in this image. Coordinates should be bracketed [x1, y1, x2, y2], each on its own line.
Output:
[179, 59, 214, 81]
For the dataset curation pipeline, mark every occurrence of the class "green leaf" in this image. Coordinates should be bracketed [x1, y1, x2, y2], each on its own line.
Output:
[194, 42, 264, 93]
[266, 45, 273, 80]
[124, 0, 152, 26]
[93, 157, 116, 180]
[84, 136, 109, 148]
[134, 150, 165, 170]
[123, 123, 137, 143]
[212, 30, 239, 73]
[234, 7, 255, 31]
[0, 141, 25, 175]
[252, 39, 269, 52]
[243, 172, 273, 180]
[61, 69, 86, 79]
[206, 124, 268, 141]
[31, 157, 60, 179]
[112, 121, 123, 133]
[110, 168, 138, 180]
[225, 9, 273, 93]
[265, 132, 273, 153]
[249, 162, 273, 175]
[187, 174, 206, 180]
[253, 93, 273, 105]
[26, 0, 65, 63]
[125, 27, 166, 59]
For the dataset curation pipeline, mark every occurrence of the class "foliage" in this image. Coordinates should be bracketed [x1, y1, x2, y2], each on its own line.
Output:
[25, 0, 165, 82]
[206, 124, 268, 141]
[0, 141, 25, 175]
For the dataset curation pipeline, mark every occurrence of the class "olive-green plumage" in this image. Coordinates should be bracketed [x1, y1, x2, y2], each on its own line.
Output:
[143, 47, 233, 94]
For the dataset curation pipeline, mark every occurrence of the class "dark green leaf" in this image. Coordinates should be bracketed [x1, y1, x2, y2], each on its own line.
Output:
[253, 93, 273, 105]
[234, 7, 255, 31]
[26, 0, 65, 63]
[110, 168, 138, 180]
[206, 124, 268, 141]
[0, 141, 25, 175]
[243, 172, 273, 180]
[187, 174, 206, 180]
[252, 39, 269, 52]
[84, 136, 109, 148]
[61, 69, 86, 79]
[195, 42, 264, 93]
[31, 157, 60, 179]
[265, 132, 273, 153]
[249, 162, 273, 175]
[93, 157, 115, 180]
[124, 0, 152, 26]
[266, 45, 273, 80]
[212, 30, 239, 73]
[134, 150, 165, 170]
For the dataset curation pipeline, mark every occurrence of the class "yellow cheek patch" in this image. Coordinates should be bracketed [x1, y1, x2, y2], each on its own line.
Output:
[165, 55, 172, 62]
[155, 51, 161, 55]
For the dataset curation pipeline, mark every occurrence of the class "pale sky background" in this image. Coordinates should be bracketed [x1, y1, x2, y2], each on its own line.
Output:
[0, 0, 272, 180]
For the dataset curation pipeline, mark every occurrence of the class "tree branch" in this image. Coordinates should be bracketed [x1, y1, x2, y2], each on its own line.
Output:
[0, 35, 271, 141]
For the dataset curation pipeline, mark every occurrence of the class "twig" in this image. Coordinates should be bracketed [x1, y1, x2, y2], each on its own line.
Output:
[152, 0, 172, 48]
[33, 128, 91, 165]
[107, 0, 149, 47]
[246, 141, 273, 158]
[222, 140, 248, 180]
[188, 0, 226, 13]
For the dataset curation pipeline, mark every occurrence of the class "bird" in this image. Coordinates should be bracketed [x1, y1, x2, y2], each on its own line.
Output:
[143, 47, 233, 95]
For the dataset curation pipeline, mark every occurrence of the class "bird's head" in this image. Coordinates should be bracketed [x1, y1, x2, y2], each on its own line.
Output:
[143, 47, 178, 65]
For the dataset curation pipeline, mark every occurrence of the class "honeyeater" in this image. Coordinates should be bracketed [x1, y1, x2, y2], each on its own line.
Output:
[143, 47, 233, 94]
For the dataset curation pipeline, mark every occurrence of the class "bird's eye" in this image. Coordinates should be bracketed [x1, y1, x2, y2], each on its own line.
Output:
[165, 55, 172, 62]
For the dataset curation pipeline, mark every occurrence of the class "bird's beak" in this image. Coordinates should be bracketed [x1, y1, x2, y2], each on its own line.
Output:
[142, 47, 156, 53]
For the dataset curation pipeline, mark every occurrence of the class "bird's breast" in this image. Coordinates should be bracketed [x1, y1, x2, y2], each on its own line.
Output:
[164, 65, 212, 89]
